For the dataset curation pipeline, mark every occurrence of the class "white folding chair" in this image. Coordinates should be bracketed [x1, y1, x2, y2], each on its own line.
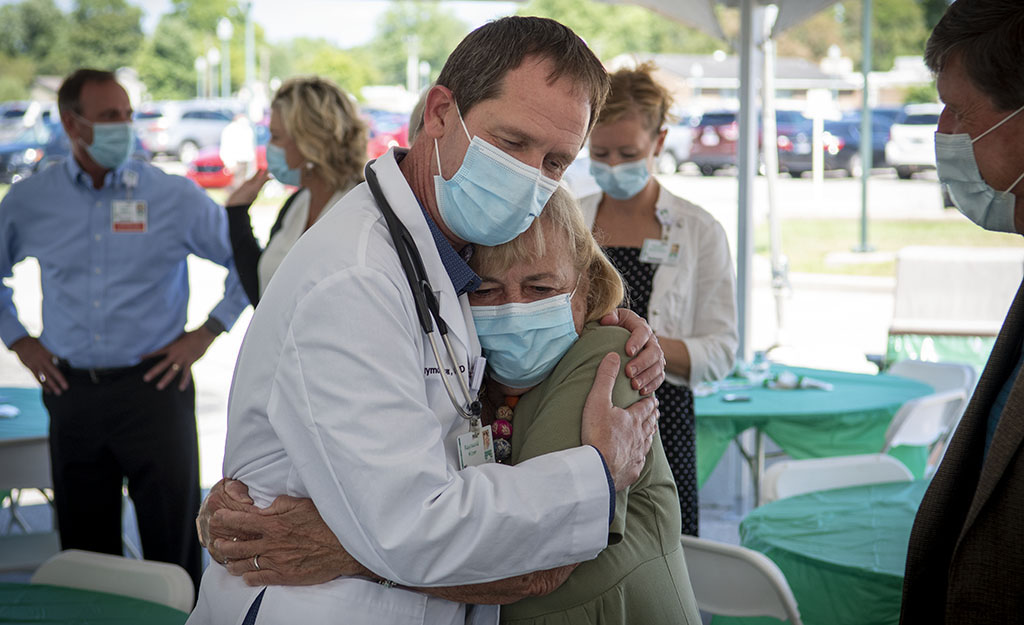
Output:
[680, 535, 802, 624]
[887, 359, 976, 402]
[31, 549, 194, 613]
[761, 453, 914, 504]
[882, 388, 967, 451]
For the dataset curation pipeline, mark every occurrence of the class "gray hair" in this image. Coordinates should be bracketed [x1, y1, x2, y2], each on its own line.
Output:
[435, 16, 609, 135]
[925, 0, 1024, 111]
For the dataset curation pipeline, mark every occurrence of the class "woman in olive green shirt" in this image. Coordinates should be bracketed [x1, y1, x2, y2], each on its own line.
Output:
[467, 186, 700, 625]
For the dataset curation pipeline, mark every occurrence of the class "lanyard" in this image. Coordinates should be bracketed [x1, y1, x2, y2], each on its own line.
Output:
[363, 161, 482, 422]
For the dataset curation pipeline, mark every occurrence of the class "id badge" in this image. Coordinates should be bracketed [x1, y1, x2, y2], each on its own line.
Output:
[111, 200, 148, 233]
[457, 425, 495, 469]
[639, 238, 680, 265]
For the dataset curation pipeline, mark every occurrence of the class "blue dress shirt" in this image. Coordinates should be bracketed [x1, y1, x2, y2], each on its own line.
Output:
[0, 156, 249, 368]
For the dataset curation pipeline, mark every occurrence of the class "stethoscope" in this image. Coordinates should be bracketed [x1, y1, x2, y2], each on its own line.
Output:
[364, 161, 483, 423]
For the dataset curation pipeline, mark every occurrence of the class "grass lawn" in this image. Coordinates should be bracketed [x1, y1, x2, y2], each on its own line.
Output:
[756, 218, 1024, 277]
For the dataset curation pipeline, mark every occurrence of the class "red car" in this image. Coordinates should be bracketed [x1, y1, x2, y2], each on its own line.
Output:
[187, 112, 411, 188]
[187, 143, 268, 189]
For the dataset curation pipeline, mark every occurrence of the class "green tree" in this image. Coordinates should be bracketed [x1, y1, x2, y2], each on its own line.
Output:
[920, 0, 952, 31]
[519, 0, 725, 60]
[277, 38, 378, 97]
[66, 0, 144, 71]
[137, 16, 197, 99]
[361, 2, 470, 86]
[837, 0, 928, 71]
[0, 0, 70, 75]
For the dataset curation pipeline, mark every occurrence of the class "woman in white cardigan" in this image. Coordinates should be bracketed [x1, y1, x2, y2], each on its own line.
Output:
[580, 63, 738, 534]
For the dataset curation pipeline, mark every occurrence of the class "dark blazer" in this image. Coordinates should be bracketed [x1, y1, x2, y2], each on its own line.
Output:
[225, 189, 303, 307]
[901, 279, 1024, 624]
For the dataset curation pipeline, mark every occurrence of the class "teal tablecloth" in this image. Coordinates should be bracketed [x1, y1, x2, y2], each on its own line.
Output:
[713, 480, 929, 625]
[0, 387, 48, 441]
[694, 367, 934, 486]
[0, 582, 188, 624]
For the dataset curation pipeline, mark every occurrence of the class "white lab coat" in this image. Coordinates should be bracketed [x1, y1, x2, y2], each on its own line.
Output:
[189, 149, 611, 625]
[580, 190, 737, 387]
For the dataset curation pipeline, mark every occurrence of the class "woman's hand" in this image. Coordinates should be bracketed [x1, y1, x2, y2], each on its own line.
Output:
[226, 168, 271, 207]
[600, 308, 666, 395]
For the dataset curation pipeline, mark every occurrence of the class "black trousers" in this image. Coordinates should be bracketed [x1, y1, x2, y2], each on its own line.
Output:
[43, 361, 202, 591]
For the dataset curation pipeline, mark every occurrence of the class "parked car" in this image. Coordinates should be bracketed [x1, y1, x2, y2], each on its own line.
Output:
[362, 108, 409, 158]
[134, 101, 239, 163]
[0, 120, 53, 183]
[689, 109, 810, 176]
[186, 122, 269, 189]
[885, 103, 943, 179]
[656, 113, 695, 174]
[839, 106, 903, 166]
[778, 119, 889, 178]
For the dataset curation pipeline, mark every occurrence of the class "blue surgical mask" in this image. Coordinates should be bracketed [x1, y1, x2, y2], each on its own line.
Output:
[590, 158, 651, 200]
[472, 290, 579, 389]
[267, 143, 302, 186]
[935, 104, 1024, 233]
[75, 114, 133, 170]
[434, 107, 559, 246]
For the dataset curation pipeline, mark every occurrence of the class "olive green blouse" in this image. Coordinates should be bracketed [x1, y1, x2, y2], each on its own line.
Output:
[498, 324, 701, 625]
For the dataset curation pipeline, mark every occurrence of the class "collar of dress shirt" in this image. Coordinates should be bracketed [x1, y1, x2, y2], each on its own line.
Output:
[65, 154, 133, 190]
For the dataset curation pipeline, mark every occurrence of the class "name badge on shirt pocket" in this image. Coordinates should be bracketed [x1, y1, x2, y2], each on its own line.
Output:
[639, 238, 680, 265]
[111, 200, 148, 233]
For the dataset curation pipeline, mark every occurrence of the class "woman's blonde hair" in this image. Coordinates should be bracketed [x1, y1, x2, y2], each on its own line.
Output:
[597, 62, 674, 134]
[469, 186, 625, 323]
[272, 76, 368, 192]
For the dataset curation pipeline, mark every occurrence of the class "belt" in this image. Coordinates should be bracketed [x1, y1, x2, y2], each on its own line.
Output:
[57, 358, 159, 384]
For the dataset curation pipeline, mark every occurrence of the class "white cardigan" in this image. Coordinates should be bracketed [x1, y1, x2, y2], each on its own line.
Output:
[580, 189, 738, 388]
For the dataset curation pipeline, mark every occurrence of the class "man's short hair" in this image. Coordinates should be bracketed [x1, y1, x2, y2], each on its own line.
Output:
[58, 69, 117, 116]
[436, 16, 609, 135]
[925, 0, 1024, 111]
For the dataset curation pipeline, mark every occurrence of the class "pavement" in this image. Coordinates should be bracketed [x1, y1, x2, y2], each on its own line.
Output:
[0, 164, 1003, 552]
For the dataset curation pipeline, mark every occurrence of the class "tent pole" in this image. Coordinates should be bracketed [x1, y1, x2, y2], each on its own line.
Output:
[856, 0, 875, 252]
[736, 0, 763, 362]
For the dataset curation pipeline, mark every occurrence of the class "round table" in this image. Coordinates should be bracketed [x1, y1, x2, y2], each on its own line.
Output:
[713, 480, 929, 625]
[694, 367, 934, 488]
[0, 582, 188, 624]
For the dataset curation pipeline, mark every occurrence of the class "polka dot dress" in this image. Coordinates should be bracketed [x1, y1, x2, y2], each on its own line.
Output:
[605, 246, 699, 536]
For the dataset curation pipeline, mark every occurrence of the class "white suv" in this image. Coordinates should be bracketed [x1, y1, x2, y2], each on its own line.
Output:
[134, 100, 240, 163]
[884, 103, 943, 179]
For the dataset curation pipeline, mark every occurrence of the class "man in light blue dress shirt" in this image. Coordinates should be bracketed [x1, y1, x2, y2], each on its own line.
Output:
[0, 69, 249, 590]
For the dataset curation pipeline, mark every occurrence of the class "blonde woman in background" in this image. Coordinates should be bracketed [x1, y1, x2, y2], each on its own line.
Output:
[581, 63, 738, 535]
[226, 76, 368, 305]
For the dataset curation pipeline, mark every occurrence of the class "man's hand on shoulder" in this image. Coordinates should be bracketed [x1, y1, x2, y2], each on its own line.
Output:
[581, 352, 659, 491]
[11, 336, 67, 395]
[142, 326, 217, 391]
[600, 308, 665, 395]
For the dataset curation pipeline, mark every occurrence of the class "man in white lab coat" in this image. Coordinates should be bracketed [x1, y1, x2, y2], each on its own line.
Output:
[188, 17, 665, 624]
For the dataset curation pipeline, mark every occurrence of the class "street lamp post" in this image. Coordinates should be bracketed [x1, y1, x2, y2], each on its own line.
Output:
[194, 57, 207, 99]
[217, 17, 234, 99]
[206, 47, 221, 98]
[242, 0, 255, 88]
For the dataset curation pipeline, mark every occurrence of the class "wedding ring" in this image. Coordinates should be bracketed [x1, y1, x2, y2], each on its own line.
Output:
[231, 536, 238, 542]
[171, 363, 181, 371]
[38, 372, 46, 383]
[253, 555, 260, 570]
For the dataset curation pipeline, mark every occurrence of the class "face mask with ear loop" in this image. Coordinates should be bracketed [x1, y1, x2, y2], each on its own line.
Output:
[73, 112, 134, 170]
[433, 103, 559, 246]
[935, 103, 1024, 233]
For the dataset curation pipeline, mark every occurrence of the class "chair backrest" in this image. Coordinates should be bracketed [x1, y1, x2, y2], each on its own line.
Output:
[761, 453, 914, 503]
[31, 549, 194, 613]
[887, 359, 977, 397]
[680, 535, 802, 624]
[882, 388, 967, 451]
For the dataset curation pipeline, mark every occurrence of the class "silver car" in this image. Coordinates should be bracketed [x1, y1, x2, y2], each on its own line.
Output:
[134, 100, 239, 163]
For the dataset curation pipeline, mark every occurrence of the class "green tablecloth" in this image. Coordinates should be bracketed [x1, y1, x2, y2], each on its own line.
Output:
[694, 367, 935, 486]
[713, 480, 929, 625]
[0, 582, 188, 624]
[887, 333, 994, 373]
